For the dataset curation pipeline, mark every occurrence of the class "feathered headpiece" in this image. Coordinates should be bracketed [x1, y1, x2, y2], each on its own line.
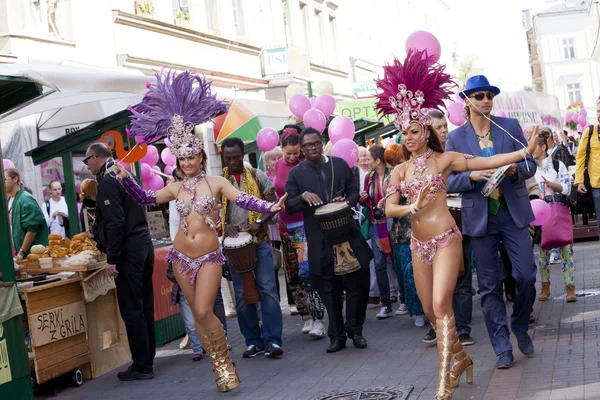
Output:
[375, 50, 456, 130]
[128, 68, 227, 158]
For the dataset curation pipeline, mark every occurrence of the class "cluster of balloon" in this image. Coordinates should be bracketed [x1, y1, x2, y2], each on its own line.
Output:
[289, 93, 336, 134]
[329, 115, 358, 167]
[136, 144, 164, 191]
[2, 159, 14, 169]
[564, 107, 589, 132]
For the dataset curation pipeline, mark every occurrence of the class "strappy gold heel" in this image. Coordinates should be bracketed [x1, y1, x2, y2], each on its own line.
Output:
[199, 325, 241, 392]
[434, 315, 453, 400]
[449, 334, 474, 388]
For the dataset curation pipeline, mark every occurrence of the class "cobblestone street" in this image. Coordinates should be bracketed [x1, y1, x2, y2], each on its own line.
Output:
[42, 240, 600, 400]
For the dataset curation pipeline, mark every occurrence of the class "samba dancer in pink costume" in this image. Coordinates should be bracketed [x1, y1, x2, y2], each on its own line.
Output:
[376, 51, 538, 400]
[113, 69, 286, 392]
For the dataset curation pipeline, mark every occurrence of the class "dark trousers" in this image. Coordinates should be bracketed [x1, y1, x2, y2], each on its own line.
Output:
[500, 243, 516, 298]
[471, 207, 537, 356]
[453, 235, 473, 336]
[115, 241, 156, 373]
[310, 266, 370, 341]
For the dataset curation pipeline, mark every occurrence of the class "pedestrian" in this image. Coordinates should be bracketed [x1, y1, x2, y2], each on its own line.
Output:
[5, 167, 48, 260]
[446, 74, 539, 371]
[79, 178, 97, 235]
[221, 137, 285, 360]
[112, 69, 285, 392]
[376, 52, 538, 397]
[275, 125, 326, 338]
[86, 142, 156, 382]
[285, 127, 373, 353]
[42, 180, 69, 238]
[429, 109, 449, 147]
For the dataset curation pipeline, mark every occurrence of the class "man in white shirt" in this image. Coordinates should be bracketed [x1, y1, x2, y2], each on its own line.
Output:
[42, 180, 69, 238]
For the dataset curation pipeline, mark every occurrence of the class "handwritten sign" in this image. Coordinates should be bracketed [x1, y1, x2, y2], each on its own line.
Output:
[0, 324, 11, 385]
[82, 268, 116, 303]
[29, 302, 87, 347]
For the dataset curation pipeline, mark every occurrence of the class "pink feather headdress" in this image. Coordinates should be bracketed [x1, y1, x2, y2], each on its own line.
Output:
[375, 50, 456, 130]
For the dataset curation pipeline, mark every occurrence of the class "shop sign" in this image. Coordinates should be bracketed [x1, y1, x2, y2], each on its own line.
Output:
[29, 301, 87, 347]
[336, 100, 392, 123]
[0, 323, 11, 385]
[352, 82, 378, 96]
[82, 268, 116, 303]
[263, 47, 289, 76]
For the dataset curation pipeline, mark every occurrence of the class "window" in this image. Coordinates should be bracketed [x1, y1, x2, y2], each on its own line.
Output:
[562, 38, 575, 60]
[566, 83, 582, 103]
[205, 0, 221, 36]
[300, 3, 311, 51]
[232, 0, 246, 40]
[327, 16, 339, 69]
[312, 9, 324, 65]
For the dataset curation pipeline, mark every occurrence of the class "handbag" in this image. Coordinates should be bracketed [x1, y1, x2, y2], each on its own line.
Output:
[541, 189, 573, 250]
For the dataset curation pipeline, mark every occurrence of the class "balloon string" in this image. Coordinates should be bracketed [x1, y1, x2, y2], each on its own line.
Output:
[461, 91, 531, 172]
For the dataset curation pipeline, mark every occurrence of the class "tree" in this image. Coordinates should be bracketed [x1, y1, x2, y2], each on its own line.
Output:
[455, 58, 481, 90]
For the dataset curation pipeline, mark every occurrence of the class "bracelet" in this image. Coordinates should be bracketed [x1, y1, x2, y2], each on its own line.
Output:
[301, 191, 307, 201]
[410, 203, 420, 215]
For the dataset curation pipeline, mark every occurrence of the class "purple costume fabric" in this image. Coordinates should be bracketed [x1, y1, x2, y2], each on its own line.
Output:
[166, 247, 226, 284]
[121, 177, 157, 206]
[234, 192, 274, 214]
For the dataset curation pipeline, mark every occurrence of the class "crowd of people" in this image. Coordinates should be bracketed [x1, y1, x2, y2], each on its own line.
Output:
[5, 56, 599, 399]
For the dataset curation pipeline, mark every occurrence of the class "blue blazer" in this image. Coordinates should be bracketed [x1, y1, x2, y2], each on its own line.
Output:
[445, 117, 537, 237]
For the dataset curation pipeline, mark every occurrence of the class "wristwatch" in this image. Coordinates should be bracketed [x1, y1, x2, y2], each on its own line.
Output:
[256, 219, 263, 225]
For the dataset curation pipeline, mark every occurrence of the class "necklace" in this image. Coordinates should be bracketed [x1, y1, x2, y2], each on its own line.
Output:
[411, 147, 433, 175]
[182, 171, 206, 203]
[476, 129, 490, 139]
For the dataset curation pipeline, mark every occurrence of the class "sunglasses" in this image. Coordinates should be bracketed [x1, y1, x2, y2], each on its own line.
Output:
[83, 155, 96, 166]
[469, 92, 495, 101]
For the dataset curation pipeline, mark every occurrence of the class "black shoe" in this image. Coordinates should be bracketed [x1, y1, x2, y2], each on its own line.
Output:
[459, 334, 475, 346]
[351, 334, 368, 349]
[243, 345, 265, 358]
[265, 344, 284, 358]
[367, 296, 380, 305]
[529, 314, 535, 324]
[423, 328, 436, 344]
[505, 292, 515, 302]
[117, 366, 154, 381]
[326, 338, 346, 353]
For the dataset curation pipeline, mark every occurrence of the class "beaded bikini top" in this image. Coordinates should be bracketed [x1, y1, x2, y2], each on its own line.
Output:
[387, 148, 446, 199]
[175, 172, 217, 234]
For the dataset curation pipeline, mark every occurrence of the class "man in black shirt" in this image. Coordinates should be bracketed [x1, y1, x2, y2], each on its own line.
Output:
[85, 143, 155, 381]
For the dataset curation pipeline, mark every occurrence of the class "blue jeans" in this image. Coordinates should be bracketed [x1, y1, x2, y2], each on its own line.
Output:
[369, 226, 391, 307]
[178, 287, 227, 354]
[230, 242, 283, 348]
[592, 188, 600, 238]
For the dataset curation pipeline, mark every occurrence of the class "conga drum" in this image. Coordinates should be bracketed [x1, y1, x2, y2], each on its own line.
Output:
[447, 196, 462, 232]
[223, 232, 261, 304]
[314, 202, 361, 275]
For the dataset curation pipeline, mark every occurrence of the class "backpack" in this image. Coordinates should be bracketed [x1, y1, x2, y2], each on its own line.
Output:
[549, 159, 576, 209]
[552, 144, 575, 168]
[46, 200, 70, 238]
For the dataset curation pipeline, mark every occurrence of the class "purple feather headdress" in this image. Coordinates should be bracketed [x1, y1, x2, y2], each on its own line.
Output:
[128, 68, 227, 158]
[375, 50, 456, 130]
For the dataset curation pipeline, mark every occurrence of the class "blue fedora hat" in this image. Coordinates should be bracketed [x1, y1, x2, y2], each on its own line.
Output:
[459, 75, 501, 99]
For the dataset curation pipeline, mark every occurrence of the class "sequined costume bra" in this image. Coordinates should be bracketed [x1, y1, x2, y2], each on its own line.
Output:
[386, 148, 447, 199]
[175, 172, 217, 234]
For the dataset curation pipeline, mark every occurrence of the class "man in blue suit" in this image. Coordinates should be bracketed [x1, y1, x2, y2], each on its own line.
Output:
[446, 75, 537, 369]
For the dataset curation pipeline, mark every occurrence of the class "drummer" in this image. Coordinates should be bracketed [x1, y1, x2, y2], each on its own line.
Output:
[285, 127, 373, 353]
[220, 138, 284, 359]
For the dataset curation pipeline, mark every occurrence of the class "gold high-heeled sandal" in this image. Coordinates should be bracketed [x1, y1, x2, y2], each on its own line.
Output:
[434, 315, 453, 400]
[199, 325, 241, 392]
[449, 331, 474, 388]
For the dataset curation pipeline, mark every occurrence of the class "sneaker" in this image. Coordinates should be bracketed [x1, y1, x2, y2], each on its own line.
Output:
[459, 334, 475, 346]
[367, 296, 380, 308]
[192, 353, 203, 362]
[414, 314, 426, 327]
[265, 344, 284, 358]
[243, 345, 265, 358]
[309, 320, 326, 338]
[423, 327, 436, 343]
[395, 303, 408, 315]
[550, 255, 560, 264]
[376, 306, 394, 319]
[301, 319, 313, 334]
[390, 296, 398, 303]
[289, 305, 299, 315]
[117, 366, 154, 381]
[179, 334, 190, 350]
[514, 331, 534, 356]
[496, 350, 514, 369]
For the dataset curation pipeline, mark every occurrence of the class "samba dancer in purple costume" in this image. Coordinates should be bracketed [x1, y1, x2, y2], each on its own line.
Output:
[375, 51, 539, 400]
[113, 69, 286, 393]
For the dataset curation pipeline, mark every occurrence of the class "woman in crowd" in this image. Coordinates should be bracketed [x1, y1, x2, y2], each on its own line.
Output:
[115, 69, 285, 392]
[382, 144, 426, 326]
[533, 128, 576, 303]
[376, 50, 538, 399]
[274, 125, 326, 338]
[79, 178, 98, 234]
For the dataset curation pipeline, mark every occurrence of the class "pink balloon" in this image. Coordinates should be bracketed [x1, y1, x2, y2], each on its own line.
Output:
[152, 165, 161, 175]
[447, 102, 465, 126]
[2, 159, 14, 169]
[161, 147, 176, 166]
[328, 116, 355, 144]
[331, 139, 359, 167]
[580, 108, 587, 117]
[141, 145, 159, 166]
[315, 94, 336, 117]
[256, 127, 279, 152]
[405, 31, 441, 62]
[289, 94, 312, 119]
[578, 123, 585, 131]
[531, 199, 551, 226]
[116, 159, 131, 171]
[578, 114, 587, 126]
[141, 163, 152, 180]
[565, 113, 572, 123]
[496, 111, 507, 118]
[149, 174, 164, 191]
[165, 137, 173, 147]
[164, 165, 175, 175]
[454, 93, 465, 104]
[309, 97, 317, 108]
[303, 109, 327, 133]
